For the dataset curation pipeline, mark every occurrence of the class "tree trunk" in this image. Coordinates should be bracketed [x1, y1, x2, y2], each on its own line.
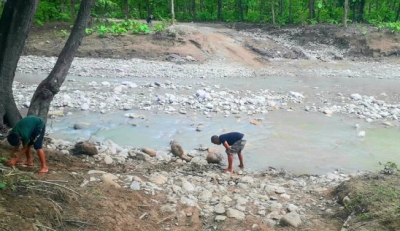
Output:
[344, 0, 348, 27]
[271, 0, 275, 24]
[396, 1, 400, 21]
[309, 0, 315, 19]
[238, 0, 244, 21]
[27, 0, 94, 123]
[71, 0, 76, 17]
[0, 0, 38, 127]
[217, 0, 222, 21]
[358, 0, 365, 22]
[289, 0, 292, 23]
[123, 0, 129, 18]
[192, 0, 196, 21]
[171, 0, 175, 25]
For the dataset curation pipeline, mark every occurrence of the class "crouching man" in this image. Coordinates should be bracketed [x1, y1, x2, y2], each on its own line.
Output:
[7, 116, 49, 174]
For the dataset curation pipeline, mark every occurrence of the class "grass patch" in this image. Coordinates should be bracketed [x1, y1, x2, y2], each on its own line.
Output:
[333, 163, 400, 230]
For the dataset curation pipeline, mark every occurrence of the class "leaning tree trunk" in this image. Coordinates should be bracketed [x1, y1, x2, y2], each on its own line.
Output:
[27, 0, 94, 123]
[171, 0, 175, 25]
[343, 0, 348, 27]
[0, 0, 38, 127]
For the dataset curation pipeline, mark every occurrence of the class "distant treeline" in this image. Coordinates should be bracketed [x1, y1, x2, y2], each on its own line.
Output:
[2, 0, 400, 26]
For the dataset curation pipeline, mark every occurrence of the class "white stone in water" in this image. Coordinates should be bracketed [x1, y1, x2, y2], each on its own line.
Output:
[350, 93, 362, 100]
[81, 103, 89, 110]
[206, 103, 214, 109]
[196, 89, 207, 99]
[23, 102, 30, 108]
[101, 81, 111, 86]
[114, 86, 123, 94]
[357, 131, 366, 137]
[289, 91, 304, 99]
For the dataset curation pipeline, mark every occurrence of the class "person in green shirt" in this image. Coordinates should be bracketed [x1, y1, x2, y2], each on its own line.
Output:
[6, 116, 49, 174]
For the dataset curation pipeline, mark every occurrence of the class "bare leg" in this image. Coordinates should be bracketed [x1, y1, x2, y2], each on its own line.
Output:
[18, 148, 34, 166]
[36, 149, 48, 173]
[223, 154, 234, 173]
[238, 151, 244, 169]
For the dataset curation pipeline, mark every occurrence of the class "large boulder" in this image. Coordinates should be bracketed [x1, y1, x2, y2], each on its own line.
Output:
[74, 141, 98, 155]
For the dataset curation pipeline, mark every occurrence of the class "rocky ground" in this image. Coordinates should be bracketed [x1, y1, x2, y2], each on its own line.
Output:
[0, 22, 400, 231]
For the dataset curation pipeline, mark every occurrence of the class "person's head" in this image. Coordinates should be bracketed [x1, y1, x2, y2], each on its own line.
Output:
[7, 133, 20, 147]
[211, 135, 220, 145]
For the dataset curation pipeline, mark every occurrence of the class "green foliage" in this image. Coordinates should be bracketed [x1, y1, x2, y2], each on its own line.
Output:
[29, 0, 400, 27]
[60, 29, 68, 36]
[85, 28, 94, 35]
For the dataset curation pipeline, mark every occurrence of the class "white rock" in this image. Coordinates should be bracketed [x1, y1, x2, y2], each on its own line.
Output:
[104, 156, 113, 164]
[214, 204, 226, 214]
[81, 103, 89, 110]
[130, 181, 141, 190]
[357, 131, 366, 137]
[226, 208, 245, 220]
[280, 212, 302, 228]
[182, 181, 195, 192]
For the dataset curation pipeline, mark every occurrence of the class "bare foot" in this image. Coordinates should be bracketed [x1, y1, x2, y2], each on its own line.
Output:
[38, 167, 49, 174]
[7, 159, 17, 167]
[223, 169, 233, 174]
[17, 161, 34, 167]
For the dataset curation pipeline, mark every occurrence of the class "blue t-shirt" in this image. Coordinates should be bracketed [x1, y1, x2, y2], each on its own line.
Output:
[219, 132, 244, 145]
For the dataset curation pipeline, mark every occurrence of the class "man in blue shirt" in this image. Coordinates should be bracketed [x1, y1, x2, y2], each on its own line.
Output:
[211, 132, 246, 173]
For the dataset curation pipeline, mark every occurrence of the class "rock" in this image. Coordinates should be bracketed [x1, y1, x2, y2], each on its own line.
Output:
[239, 176, 254, 184]
[287, 204, 299, 212]
[289, 91, 304, 99]
[81, 103, 89, 110]
[141, 147, 156, 157]
[351, 93, 362, 100]
[182, 181, 195, 192]
[149, 174, 168, 185]
[170, 140, 191, 161]
[214, 204, 226, 214]
[206, 151, 222, 164]
[280, 212, 302, 228]
[198, 190, 212, 202]
[191, 156, 208, 167]
[215, 215, 227, 221]
[130, 181, 141, 190]
[73, 122, 89, 130]
[104, 156, 113, 164]
[180, 197, 198, 207]
[357, 131, 366, 137]
[250, 119, 260, 125]
[226, 208, 245, 220]
[101, 173, 120, 188]
[155, 151, 171, 161]
[74, 141, 98, 155]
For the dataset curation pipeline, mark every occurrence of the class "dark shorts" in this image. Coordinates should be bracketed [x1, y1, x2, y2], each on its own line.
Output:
[227, 139, 246, 155]
[28, 125, 46, 150]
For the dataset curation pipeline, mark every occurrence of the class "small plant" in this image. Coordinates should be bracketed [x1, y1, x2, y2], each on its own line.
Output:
[85, 28, 94, 35]
[35, 19, 44, 26]
[97, 25, 109, 37]
[362, 30, 367, 36]
[60, 29, 68, 36]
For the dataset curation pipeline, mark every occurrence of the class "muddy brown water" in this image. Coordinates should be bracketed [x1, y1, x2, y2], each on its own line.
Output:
[15, 71, 400, 175]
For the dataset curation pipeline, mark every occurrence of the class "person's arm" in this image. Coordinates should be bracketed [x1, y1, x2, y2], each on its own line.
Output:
[223, 141, 230, 153]
[7, 144, 29, 166]
[9, 144, 20, 157]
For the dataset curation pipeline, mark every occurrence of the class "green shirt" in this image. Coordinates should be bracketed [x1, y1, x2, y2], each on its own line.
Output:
[11, 116, 45, 145]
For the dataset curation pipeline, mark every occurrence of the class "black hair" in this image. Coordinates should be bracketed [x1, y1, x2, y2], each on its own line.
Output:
[211, 135, 219, 143]
[7, 133, 20, 146]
